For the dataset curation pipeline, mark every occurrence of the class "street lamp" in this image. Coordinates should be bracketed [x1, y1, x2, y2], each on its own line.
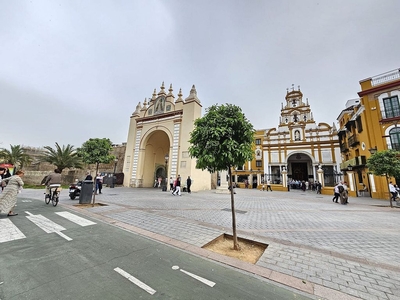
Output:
[164, 153, 169, 188]
[111, 158, 118, 188]
[368, 147, 377, 154]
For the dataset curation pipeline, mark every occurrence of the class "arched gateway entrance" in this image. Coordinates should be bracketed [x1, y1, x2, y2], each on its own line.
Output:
[141, 130, 170, 188]
[123, 83, 212, 191]
[287, 152, 315, 182]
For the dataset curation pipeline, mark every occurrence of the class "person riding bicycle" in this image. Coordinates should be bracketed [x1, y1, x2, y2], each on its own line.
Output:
[44, 168, 62, 196]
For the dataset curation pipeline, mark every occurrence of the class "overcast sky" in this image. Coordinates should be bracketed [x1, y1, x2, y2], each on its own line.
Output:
[1, 0, 399, 150]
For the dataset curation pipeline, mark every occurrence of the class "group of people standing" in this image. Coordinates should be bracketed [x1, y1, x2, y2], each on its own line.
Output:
[0, 168, 24, 217]
[169, 175, 192, 196]
[333, 181, 349, 205]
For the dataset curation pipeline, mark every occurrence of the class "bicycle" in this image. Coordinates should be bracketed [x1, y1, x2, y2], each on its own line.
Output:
[45, 184, 61, 207]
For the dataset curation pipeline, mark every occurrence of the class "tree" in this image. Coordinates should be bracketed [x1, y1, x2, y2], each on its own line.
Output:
[366, 149, 400, 208]
[77, 138, 115, 205]
[0, 145, 32, 171]
[189, 104, 254, 250]
[40, 143, 83, 172]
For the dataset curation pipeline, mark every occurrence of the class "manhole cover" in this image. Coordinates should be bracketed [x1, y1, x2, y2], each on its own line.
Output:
[222, 208, 247, 214]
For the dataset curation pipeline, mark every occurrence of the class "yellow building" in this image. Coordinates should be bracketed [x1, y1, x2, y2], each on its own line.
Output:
[356, 68, 400, 200]
[232, 85, 341, 193]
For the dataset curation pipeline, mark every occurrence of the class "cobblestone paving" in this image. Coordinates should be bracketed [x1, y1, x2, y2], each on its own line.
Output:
[22, 187, 400, 300]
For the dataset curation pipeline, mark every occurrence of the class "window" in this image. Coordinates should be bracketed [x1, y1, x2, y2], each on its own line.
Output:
[390, 127, 400, 151]
[356, 116, 363, 133]
[383, 96, 400, 119]
[255, 139, 261, 145]
[256, 160, 262, 167]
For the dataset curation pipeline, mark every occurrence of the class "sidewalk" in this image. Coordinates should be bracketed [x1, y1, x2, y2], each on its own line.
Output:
[22, 187, 400, 300]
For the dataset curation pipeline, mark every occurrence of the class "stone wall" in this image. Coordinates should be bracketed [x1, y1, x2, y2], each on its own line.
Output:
[20, 144, 126, 186]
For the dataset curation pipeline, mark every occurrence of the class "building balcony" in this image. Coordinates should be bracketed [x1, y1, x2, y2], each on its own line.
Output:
[340, 156, 367, 171]
[380, 110, 400, 123]
[348, 135, 359, 147]
[340, 142, 349, 152]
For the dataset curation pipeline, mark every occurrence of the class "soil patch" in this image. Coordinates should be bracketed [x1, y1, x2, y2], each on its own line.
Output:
[73, 203, 108, 208]
[202, 234, 267, 264]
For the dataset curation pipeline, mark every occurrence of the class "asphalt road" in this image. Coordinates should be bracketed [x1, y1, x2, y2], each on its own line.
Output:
[0, 197, 313, 300]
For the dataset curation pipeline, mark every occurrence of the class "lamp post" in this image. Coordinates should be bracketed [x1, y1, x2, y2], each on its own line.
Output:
[111, 158, 118, 188]
[368, 147, 377, 155]
[164, 153, 169, 189]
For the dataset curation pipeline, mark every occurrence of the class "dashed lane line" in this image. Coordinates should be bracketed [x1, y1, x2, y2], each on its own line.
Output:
[114, 267, 156, 295]
[172, 265, 216, 287]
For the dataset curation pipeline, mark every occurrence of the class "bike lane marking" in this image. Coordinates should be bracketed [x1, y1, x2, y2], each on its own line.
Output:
[114, 267, 156, 295]
[0, 219, 26, 243]
[172, 265, 216, 287]
[25, 211, 72, 241]
[55, 212, 96, 226]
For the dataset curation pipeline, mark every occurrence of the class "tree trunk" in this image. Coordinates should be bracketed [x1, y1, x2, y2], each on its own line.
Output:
[229, 167, 240, 250]
[387, 176, 393, 208]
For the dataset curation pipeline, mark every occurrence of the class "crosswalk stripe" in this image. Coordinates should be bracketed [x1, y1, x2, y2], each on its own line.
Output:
[25, 212, 72, 241]
[55, 212, 96, 226]
[0, 219, 26, 243]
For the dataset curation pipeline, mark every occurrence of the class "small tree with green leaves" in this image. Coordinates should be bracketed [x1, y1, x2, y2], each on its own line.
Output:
[40, 143, 83, 172]
[0, 145, 32, 171]
[77, 138, 115, 205]
[189, 104, 254, 250]
[366, 149, 400, 208]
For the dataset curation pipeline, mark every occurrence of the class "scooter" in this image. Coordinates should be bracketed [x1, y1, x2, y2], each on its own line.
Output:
[69, 181, 82, 200]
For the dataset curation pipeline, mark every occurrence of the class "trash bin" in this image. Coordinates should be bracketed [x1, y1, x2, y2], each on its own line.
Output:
[79, 180, 93, 204]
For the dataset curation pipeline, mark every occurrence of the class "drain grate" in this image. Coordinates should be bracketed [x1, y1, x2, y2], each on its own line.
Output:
[222, 208, 247, 214]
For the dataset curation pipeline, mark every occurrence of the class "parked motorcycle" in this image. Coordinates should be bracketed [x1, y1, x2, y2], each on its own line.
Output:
[69, 181, 82, 200]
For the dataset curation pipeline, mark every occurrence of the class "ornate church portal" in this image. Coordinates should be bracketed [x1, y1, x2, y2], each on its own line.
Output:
[123, 83, 211, 191]
[263, 86, 341, 187]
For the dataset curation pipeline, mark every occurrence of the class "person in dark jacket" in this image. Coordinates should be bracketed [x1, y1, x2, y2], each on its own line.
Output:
[186, 176, 192, 194]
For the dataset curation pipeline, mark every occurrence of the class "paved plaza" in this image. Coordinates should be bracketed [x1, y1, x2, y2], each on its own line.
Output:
[21, 187, 400, 300]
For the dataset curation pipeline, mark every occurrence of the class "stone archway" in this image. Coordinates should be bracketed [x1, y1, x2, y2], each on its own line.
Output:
[287, 152, 315, 182]
[140, 130, 170, 188]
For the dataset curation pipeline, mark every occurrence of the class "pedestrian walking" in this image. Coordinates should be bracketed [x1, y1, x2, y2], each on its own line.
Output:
[389, 181, 397, 202]
[316, 181, 322, 194]
[186, 176, 192, 193]
[332, 182, 341, 203]
[339, 181, 348, 204]
[1, 167, 12, 191]
[169, 176, 173, 191]
[0, 170, 24, 216]
[96, 174, 103, 194]
[266, 179, 272, 191]
[172, 176, 181, 196]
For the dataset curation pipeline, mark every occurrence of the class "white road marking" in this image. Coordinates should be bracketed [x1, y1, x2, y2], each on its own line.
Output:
[55, 212, 96, 227]
[25, 211, 72, 241]
[172, 265, 216, 287]
[0, 219, 26, 243]
[21, 200, 32, 202]
[114, 267, 156, 295]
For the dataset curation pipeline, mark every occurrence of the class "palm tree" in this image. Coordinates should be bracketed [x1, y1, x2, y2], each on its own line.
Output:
[0, 145, 32, 171]
[40, 143, 83, 172]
